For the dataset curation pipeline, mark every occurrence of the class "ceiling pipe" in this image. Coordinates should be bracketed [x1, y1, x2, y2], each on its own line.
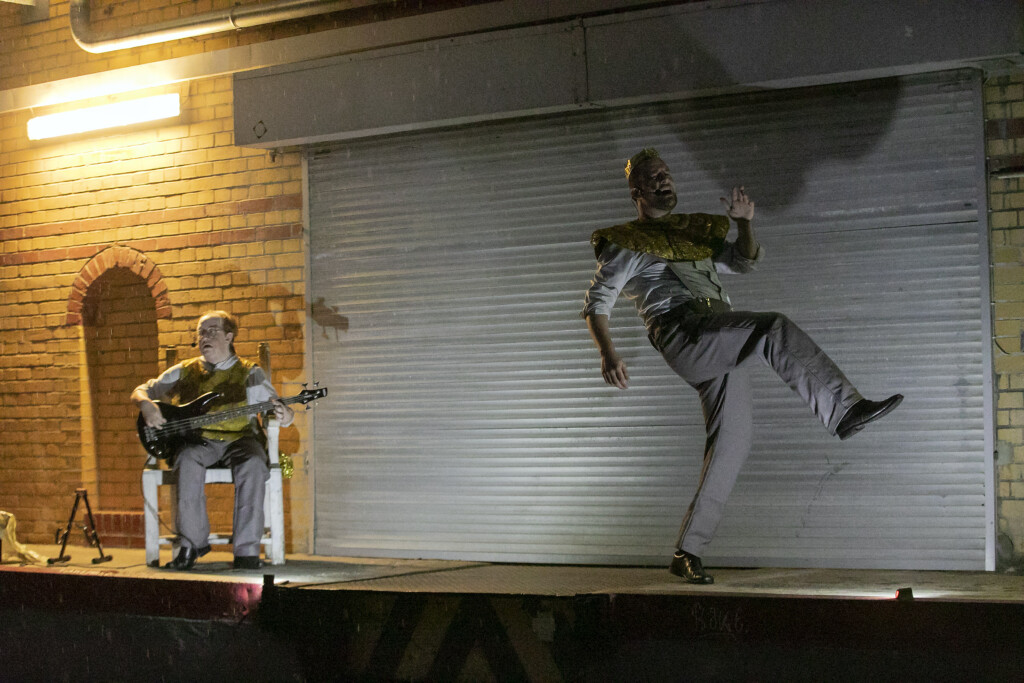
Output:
[69, 0, 381, 54]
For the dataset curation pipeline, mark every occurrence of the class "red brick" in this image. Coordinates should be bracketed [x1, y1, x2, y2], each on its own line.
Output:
[68, 245, 101, 260]
[135, 258, 156, 280]
[82, 260, 101, 283]
[240, 197, 273, 213]
[114, 247, 133, 267]
[986, 118, 1024, 139]
[274, 194, 302, 210]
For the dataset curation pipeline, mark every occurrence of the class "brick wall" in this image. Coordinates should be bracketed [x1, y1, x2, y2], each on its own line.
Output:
[985, 72, 1024, 567]
[0, 0, 494, 555]
[0, 6, 310, 550]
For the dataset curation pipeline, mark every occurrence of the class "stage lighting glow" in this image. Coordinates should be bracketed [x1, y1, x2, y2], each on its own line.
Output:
[27, 93, 180, 140]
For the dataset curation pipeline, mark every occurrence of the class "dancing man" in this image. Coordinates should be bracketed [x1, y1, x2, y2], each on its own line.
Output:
[582, 148, 902, 584]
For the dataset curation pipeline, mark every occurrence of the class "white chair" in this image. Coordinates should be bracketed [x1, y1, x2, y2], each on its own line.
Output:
[142, 418, 285, 567]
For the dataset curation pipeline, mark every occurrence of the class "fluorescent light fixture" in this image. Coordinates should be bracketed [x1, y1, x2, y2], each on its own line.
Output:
[27, 93, 180, 140]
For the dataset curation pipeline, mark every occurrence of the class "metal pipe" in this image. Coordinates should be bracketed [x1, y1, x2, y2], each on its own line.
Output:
[69, 0, 381, 54]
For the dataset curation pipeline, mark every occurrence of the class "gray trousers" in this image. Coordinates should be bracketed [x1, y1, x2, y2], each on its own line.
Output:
[650, 310, 863, 557]
[173, 436, 270, 557]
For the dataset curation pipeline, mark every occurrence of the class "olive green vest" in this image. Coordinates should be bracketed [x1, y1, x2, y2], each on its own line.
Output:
[178, 356, 258, 442]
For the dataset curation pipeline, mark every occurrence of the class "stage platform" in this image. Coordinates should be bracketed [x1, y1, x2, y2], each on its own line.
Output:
[2, 545, 1023, 681]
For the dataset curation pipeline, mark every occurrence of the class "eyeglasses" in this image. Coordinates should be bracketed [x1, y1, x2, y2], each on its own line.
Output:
[197, 326, 225, 338]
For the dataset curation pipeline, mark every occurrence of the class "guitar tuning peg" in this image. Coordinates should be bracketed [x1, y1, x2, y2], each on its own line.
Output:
[302, 382, 308, 389]
[314, 381, 319, 387]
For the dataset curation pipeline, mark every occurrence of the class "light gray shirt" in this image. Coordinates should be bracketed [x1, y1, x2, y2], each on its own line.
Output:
[583, 241, 763, 330]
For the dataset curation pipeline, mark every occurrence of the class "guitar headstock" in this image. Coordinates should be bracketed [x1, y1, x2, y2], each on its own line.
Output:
[297, 382, 328, 407]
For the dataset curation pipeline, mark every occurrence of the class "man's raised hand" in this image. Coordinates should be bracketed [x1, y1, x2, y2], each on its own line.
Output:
[721, 186, 754, 222]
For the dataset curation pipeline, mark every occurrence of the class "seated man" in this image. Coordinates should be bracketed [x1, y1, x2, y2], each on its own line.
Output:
[131, 310, 293, 570]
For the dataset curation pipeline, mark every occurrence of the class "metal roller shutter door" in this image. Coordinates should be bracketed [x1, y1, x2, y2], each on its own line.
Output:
[307, 69, 991, 570]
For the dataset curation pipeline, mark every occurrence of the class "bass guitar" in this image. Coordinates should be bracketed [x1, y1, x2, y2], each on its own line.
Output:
[137, 386, 327, 460]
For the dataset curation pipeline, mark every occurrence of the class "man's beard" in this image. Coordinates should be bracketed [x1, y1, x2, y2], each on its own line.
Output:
[651, 192, 677, 213]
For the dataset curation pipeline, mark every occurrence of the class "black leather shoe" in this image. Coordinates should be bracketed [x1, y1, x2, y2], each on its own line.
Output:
[163, 544, 211, 570]
[669, 550, 714, 584]
[836, 394, 904, 440]
[233, 556, 264, 570]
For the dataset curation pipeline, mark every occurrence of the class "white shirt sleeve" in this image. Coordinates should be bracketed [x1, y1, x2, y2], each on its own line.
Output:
[714, 241, 764, 275]
[583, 242, 641, 319]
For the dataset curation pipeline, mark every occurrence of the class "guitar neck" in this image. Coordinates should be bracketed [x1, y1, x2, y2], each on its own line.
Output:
[185, 394, 303, 430]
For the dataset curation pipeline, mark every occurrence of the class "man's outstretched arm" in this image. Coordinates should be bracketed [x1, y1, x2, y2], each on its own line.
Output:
[586, 313, 630, 390]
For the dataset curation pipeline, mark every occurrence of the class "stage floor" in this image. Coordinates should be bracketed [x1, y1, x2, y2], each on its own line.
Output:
[6, 543, 1023, 603]
[5, 544, 1024, 681]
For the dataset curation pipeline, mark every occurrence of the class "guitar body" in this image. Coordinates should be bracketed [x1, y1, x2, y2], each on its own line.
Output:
[137, 392, 222, 461]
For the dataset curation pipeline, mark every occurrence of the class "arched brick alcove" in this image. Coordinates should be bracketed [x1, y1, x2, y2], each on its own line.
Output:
[67, 246, 171, 547]
[66, 246, 171, 326]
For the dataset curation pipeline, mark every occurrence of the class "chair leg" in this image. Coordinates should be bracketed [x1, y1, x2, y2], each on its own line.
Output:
[142, 470, 161, 567]
[266, 468, 285, 565]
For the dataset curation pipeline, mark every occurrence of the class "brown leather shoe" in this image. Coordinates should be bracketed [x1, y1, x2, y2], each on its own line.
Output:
[669, 550, 714, 584]
[836, 394, 903, 440]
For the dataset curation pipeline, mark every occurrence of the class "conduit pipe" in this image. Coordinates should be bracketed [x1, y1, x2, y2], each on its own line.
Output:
[69, 0, 382, 53]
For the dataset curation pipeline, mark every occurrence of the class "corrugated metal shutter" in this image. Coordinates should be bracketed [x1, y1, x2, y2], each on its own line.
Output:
[307, 69, 990, 570]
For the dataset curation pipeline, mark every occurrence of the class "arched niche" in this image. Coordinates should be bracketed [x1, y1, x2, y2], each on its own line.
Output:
[67, 246, 170, 545]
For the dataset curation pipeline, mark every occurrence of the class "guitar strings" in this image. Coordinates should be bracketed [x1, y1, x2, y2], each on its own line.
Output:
[146, 402, 275, 438]
[144, 393, 316, 439]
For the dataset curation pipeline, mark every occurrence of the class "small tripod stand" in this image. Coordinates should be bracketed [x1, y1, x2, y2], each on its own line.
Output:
[49, 487, 112, 565]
